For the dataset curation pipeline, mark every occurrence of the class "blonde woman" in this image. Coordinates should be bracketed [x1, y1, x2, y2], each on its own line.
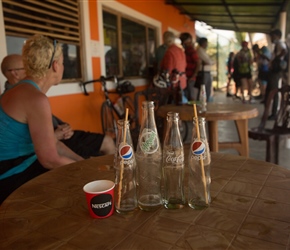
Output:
[0, 35, 83, 204]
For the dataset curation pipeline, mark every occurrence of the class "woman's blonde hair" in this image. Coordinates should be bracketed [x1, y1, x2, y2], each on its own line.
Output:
[22, 34, 62, 79]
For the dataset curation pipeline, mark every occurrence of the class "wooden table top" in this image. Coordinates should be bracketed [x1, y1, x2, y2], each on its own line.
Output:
[1, 152, 290, 249]
[157, 103, 259, 121]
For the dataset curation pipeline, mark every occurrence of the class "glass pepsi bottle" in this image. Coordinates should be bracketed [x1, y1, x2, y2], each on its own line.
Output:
[114, 119, 137, 213]
[188, 117, 211, 209]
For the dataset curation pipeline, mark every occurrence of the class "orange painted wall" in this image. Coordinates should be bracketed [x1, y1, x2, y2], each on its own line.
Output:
[117, 0, 195, 38]
[49, 0, 194, 133]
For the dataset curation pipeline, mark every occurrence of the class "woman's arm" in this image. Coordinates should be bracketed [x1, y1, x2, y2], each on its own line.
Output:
[56, 140, 84, 161]
[26, 89, 80, 169]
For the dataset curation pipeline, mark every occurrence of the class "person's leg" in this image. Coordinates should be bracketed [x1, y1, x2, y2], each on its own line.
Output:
[270, 73, 281, 117]
[239, 77, 247, 102]
[62, 130, 114, 158]
[204, 72, 212, 102]
[99, 135, 115, 155]
[260, 80, 267, 99]
[264, 72, 279, 119]
[0, 160, 47, 204]
[187, 79, 196, 101]
[247, 77, 253, 102]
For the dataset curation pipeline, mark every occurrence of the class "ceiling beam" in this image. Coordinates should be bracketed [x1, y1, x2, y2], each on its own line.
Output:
[179, 12, 276, 18]
[166, 1, 282, 7]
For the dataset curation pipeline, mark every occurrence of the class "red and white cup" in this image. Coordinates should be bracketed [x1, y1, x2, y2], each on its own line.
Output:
[83, 180, 115, 219]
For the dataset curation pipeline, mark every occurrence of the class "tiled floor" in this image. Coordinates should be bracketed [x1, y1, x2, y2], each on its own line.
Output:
[184, 90, 290, 170]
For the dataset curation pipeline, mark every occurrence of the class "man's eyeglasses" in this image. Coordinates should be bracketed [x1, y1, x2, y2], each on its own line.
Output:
[48, 39, 57, 69]
[7, 68, 25, 72]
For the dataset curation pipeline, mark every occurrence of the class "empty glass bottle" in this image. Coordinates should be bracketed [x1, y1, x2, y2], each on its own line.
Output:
[162, 112, 185, 209]
[188, 117, 211, 209]
[114, 119, 137, 214]
[135, 101, 162, 211]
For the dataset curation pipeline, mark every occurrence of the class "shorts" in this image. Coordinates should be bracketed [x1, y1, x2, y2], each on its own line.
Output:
[238, 73, 252, 79]
[0, 158, 48, 204]
[258, 71, 269, 82]
[61, 130, 105, 159]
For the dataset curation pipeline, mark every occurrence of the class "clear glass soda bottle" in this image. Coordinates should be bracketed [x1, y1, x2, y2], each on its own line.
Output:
[188, 117, 211, 209]
[162, 112, 185, 209]
[135, 101, 162, 211]
[199, 84, 207, 112]
[114, 119, 137, 214]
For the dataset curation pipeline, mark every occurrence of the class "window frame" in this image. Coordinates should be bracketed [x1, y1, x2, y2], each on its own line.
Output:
[2, 0, 83, 83]
[103, 7, 158, 79]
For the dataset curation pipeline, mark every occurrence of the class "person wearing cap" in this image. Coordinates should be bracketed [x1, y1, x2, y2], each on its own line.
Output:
[266, 28, 288, 120]
[159, 33, 187, 90]
[252, 44, 271, 102]
[196, 37, 214, 102]
[234, 41, 254, 103]
[154, 31, 175, 73]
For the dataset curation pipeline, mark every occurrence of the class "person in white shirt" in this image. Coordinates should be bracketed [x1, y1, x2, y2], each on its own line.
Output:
[196, 37, 214, 101]
[266, 29, 288, 120]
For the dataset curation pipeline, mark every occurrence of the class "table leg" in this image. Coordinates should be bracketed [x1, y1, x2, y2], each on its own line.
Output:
[235, 119, 249, 157]
[207, 121, 218, 152]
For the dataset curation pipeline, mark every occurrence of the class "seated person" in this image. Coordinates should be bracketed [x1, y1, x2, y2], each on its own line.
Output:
[1, 54, 115, 160]
[53, 116, 115, 158]
[0, 35, 83, 204]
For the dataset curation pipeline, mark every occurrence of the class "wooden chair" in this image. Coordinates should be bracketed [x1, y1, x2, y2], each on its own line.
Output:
[248, 84, 290, 164]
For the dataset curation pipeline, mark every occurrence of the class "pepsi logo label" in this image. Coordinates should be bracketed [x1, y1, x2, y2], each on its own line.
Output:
[191, 140, 206, 155]
[119, 143, 133, 160]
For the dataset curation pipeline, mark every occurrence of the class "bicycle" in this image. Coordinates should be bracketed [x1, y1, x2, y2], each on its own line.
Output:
[153, 69, 189, 142]
[80, 76, 137, 144]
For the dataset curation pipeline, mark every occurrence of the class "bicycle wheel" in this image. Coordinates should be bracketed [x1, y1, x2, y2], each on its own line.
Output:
[101, 101, 117, 140]
[122, 96, 136, 126]
[123, 96, 139, 147]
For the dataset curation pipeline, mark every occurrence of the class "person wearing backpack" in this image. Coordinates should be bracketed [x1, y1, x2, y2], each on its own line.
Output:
[266, 29, 288, 120]
[234, 41, 254, 103]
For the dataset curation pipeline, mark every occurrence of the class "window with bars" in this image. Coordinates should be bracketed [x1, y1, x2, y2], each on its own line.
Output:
[103, 9, 157, 79]
[2, 0, 82, 81]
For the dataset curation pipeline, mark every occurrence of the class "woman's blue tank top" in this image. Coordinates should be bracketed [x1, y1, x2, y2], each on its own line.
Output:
[0, 80, 39, 180]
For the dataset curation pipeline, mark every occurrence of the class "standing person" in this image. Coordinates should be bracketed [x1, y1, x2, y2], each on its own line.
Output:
[226, 52, 235, 97]
[266, 29, 288, 120]
[235, 41, 254, 103]
[1, 54, 115, 158]
[252, 44, 271, 101]
[232, 54, 242, 100]
[179, 32, 201, 101]
[154, 31, 176, 74]
[0, 35, 84, 204]
[196, 37, 214, 102]
[160, 32, 187, 102]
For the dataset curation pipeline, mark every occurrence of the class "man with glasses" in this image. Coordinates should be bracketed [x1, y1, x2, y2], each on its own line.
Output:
[1, 54, 26, 90]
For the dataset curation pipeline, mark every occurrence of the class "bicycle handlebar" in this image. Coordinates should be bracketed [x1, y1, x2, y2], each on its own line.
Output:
[80, 75, 123, 95]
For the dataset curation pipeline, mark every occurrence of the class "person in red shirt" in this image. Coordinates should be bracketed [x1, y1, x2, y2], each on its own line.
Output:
[180, 32, 201, 101]
[160, 34, 187, 90]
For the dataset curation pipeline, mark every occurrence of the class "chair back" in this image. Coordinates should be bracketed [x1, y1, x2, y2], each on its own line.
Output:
[259, 85, 290, 133]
